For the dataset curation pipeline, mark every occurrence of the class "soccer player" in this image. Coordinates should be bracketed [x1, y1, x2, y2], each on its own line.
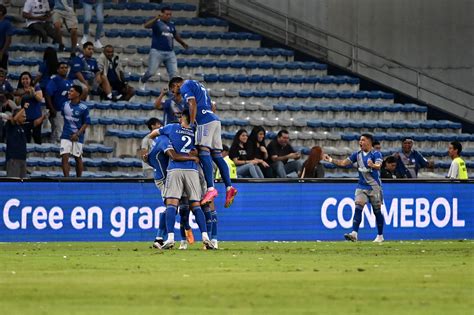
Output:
[169, 77, 237, 207]
[144, 128, 196, 249]
[324, 133, 385, 243]
[148, 109, 214, 249]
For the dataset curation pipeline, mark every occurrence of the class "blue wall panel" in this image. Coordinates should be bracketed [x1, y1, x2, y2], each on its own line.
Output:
[0, 181, 472, 241]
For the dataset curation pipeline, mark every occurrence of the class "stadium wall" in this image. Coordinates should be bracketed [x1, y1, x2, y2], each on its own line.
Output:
[220, 0, 473, 121]
[0, 180, 472, 242]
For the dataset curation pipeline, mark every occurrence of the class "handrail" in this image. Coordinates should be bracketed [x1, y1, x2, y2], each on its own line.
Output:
[214, 0, 473, 112]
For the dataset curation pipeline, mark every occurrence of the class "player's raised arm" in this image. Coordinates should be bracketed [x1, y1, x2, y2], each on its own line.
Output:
[323, 154, 352, 167]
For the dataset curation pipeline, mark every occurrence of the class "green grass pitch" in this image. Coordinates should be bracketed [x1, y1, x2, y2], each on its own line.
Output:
[0, 241, 472, 315]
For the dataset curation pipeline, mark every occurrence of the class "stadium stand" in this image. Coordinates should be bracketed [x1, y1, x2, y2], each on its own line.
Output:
[0, 0, 472, 179]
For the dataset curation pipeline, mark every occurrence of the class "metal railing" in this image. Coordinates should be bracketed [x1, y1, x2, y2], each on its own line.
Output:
[212, 0, 473, 119]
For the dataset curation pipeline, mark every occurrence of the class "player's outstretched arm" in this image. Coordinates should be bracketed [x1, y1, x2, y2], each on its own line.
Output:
[324, 154, 351, 168]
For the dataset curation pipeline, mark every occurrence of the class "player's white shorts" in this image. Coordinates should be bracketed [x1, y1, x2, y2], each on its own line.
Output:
[355, 188, 383, 208]
[60, 139, 83, 157]
[164, 169, 201, 202]
[196, 120, 223, 150]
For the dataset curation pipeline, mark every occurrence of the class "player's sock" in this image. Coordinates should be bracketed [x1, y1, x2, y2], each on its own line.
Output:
[157, 211, 167, 238]
[202, 231, 210, 241]
[203, 205, 212, 235]
[210, 210, 218, 240]
[353, 205, 363, 232]
[192, 206, 208, 233]
[179, 205, 191, 230]
[165, 205, 177, 237]
[199, 151, 214, 189]
[374, 209, 384, 235]
[179, 222, 186, 240]
[212, 150, 232, 187]
[178, 203, 190, 240]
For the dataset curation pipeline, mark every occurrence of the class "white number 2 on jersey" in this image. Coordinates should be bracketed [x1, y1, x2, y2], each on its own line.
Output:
[180, 135, 192, 153]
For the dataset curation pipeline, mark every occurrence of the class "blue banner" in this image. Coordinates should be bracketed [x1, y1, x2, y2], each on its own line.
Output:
[0, 181, 472, 241]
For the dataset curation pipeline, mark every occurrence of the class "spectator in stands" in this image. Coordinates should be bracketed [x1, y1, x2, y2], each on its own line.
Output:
[68, 41, 113, 101]
[141, 117, 163, 178]
[229, 129, 265, 178]
[15, 71, 48, 144]
[300, 146, 325, 178]
[447, 141, 468, 180]
[23, 0, 60, 45]
[98, 45, 135, 101]
[247, 126, 273, 178]
[154, 87, 185, 125]
[34, 46, 58, 94]
[215, 144, 237, 180]
[0, 68, 14, 101]
[81, 0, 104, 49]
[45, 62, 73, 143]
[373, 140, 381, 152]
[5, 106, 28, 178]
[267, 129, 303, 178]
[60, 85, 90, 177]
[0, 69, 17, 140]
[52, 0, 78, 53]
[141, 6, 189, 85]
[394, 137, 434, 178]
[0, 4, 13, 70]
[381, 155, 405, 179]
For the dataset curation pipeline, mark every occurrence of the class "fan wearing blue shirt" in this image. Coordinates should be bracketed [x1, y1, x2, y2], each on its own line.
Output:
[60, 85, 90, 177]
[395, 137, 434, 178]
[46, 62, 73, 143]
[154, 87, 186, 125]
[325, 133, 385, 243]
[169, 77, 238, 209]
[140, 6, 188, 84]
[147, 109, 215, 250]
[68, 41, 113, 100]
[0, 5, 13, 70]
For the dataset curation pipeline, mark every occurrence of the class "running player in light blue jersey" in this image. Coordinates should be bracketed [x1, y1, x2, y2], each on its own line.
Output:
[169, 77, 237, 208]
[324, 133, 385, 243]
[147, 109, 215, 249]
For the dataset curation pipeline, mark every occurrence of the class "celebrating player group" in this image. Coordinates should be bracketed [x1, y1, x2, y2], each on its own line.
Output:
[144, 77, 237, 250]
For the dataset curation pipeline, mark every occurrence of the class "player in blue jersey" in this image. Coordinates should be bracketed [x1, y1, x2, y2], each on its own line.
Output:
[147, 109, 215, 249]
[60, 85, 90, 177]
[145, 128, 198, 249]
[169, 77, 237, 208]
[324, 134, 385, 243]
